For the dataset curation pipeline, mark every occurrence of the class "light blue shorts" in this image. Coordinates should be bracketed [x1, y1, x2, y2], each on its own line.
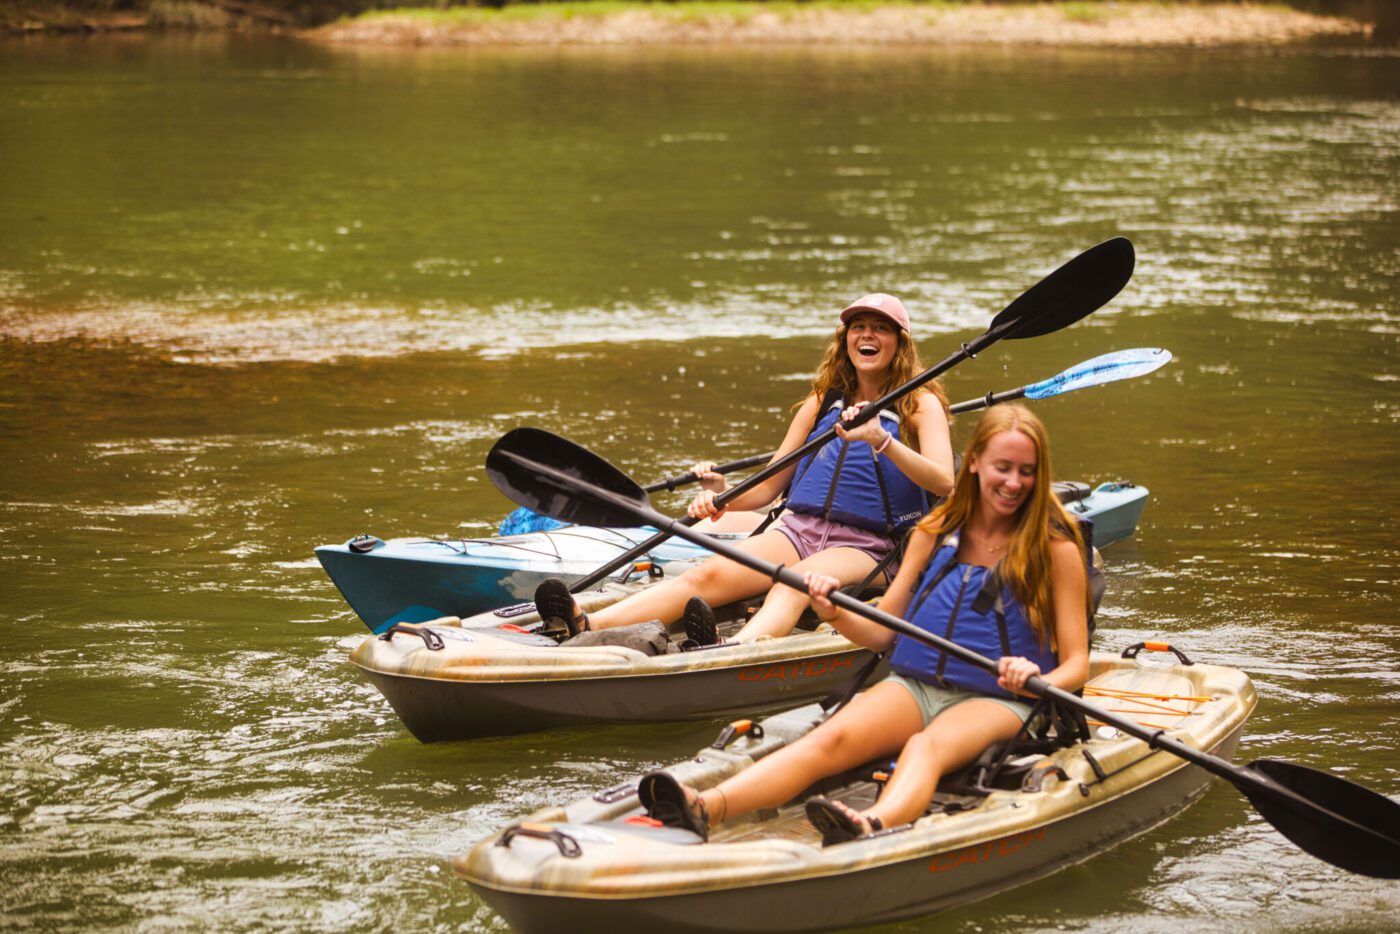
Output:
[885, 672, 1038, 729]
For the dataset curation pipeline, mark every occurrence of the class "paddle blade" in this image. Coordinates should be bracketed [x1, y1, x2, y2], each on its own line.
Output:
[486, 428, 650, 529]
[497, 507, 568, 536]
[990, 237, 1136, 340]
[1024, 347, 1172, 400]
[1241, 759, 1400, 878]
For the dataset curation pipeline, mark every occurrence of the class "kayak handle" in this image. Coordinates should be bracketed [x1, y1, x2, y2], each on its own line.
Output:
[710, 719, 765, 751]
[1121, 641, 1195, 666]
[498, 823, 582, 859]
[593, 781, 638, 805]
[379, 623, 444, 651]
[347, 533, 383, 554]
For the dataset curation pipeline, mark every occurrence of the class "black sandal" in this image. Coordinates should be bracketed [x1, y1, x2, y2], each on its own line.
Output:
[638, 771, 709, 841]
[682, 596, 719, 647]
[804, 796, 882, 846]
[534, 578, 589, 637]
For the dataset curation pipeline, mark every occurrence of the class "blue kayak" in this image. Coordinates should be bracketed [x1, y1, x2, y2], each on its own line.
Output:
[318, 481, 1148, 634]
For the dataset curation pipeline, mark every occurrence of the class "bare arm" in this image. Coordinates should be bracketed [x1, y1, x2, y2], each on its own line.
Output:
[804, 527, 939, 652]
[997, 538, 1090, 696]
[833, 391, 954, 498]
[688, 395, 819, 519]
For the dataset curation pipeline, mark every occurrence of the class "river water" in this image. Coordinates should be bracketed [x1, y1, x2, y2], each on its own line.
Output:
[1, 33, 1397, 932]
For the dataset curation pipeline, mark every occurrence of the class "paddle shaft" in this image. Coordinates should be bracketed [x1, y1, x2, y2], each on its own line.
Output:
[651, 387, 1028, 501]
[506, 449, 1400, 855]
[643, 452, 774, 494]
[949, 386, 1025, 415]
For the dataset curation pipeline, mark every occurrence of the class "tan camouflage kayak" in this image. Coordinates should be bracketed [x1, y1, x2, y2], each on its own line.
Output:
[347, 481, 1144, 742]
[455, 647, 1256, 932]
[348, 573, 882, 742]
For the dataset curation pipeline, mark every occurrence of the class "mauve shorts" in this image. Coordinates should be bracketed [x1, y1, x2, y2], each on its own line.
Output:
[773, 512, 897, 569]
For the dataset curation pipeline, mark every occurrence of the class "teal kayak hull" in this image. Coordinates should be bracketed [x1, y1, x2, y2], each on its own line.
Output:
[319, 481, 1148, 634]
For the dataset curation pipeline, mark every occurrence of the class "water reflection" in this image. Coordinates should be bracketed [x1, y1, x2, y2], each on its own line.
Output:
[1, 34, 1397, 934]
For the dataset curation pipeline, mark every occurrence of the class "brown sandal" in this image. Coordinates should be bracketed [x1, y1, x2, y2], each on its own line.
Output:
[638, 771, 709, 841]
[805, 796, 882, 846]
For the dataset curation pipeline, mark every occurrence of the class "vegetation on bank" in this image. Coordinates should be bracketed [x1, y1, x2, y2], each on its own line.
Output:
[319, 1, 1377, 47]
[1, 0, 1389, 42]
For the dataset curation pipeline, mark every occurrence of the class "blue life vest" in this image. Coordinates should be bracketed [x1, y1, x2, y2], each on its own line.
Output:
[786, 397, 929, 534]
[889, 531, 1058, 700]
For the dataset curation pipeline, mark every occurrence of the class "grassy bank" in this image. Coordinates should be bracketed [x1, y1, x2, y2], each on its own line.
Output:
[313, 2, 1372, 48]
[1, 1, 1377, 45]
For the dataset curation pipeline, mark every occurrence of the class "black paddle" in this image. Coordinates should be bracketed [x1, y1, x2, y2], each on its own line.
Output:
[562, 237, 1137, 594]
[498, 450, 775, 535]
[485, 427, 1400, 880]
[644, 452, 774, 493]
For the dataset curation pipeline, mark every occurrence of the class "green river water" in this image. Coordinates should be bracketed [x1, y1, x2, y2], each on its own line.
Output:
[1, 32, 1397, 932]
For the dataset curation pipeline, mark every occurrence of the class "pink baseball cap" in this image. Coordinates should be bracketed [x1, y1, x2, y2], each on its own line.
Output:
[840, 293, 909, 332]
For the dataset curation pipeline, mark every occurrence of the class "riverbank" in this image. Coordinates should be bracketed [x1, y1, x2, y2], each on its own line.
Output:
[312, 3, 1373, 48]
[1, 2, 1378, 47]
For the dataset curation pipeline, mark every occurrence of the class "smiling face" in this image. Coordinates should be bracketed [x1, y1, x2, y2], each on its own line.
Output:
[843, 311, 900, 379]
[968, 427, 1038, 519]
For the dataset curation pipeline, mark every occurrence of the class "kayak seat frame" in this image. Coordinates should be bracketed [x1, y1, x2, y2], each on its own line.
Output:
[947, 694, 1093, 795]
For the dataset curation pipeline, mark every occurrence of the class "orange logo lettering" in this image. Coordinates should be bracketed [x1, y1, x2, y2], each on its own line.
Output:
[927, 829, 1047, 873]
[737, 655, 858, 683]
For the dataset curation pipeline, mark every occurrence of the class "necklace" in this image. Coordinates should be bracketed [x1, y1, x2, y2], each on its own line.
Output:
[976, 532, 1008, 554]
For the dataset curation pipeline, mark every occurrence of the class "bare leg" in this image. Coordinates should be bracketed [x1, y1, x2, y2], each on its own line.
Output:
[862, 699, 1025, 830]
[585, 530, 800, 631]
[696, 681, 923, 824]
[730, 546, 879, 642]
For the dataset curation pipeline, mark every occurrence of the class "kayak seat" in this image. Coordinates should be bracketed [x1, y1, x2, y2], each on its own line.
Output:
[939, 741, 1065, 799]
[689, 596, 767, 638]
[1053, 481, 1092, 505]
[941, 695, 1092, 798]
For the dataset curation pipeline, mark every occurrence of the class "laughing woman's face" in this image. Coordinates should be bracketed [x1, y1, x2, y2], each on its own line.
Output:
[844, 311, 899, 378]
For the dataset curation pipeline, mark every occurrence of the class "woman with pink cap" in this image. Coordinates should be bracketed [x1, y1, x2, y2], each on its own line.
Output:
[534, 293, 954, 647]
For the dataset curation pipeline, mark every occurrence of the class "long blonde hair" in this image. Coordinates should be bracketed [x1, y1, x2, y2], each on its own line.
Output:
[915, 404, 1085, 647]
[802, 320, 950, 450]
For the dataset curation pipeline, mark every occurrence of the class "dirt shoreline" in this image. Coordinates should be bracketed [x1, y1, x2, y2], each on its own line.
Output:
[2, 4, 1374, 47]
[311, 4, 1372, 49]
